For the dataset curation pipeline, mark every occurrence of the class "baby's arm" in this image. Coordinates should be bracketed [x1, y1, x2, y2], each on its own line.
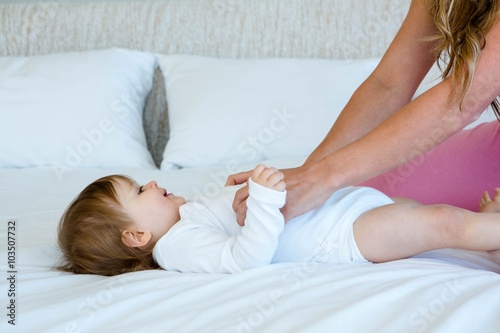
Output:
[226, 164, 287, 270]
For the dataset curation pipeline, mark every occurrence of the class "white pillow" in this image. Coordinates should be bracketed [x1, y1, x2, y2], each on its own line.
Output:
[158, 55, 379, 170]
[0, 48, 157, 177]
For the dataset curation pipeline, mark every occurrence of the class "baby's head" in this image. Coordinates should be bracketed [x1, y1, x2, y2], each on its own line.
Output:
[57, 175, 185, 276]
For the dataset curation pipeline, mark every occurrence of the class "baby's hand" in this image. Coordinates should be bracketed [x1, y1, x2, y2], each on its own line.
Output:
[251, 164, 286, 192]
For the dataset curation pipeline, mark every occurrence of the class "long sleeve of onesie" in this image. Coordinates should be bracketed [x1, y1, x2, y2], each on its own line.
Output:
[153, 178, 286, 273]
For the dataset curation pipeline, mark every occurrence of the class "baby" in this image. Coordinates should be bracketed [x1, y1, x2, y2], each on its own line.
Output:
[58, 165, 500, 276]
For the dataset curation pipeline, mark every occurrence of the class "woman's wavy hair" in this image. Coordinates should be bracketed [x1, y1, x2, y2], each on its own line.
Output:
[429, 0, 500, 118]
[57, 175, 159, 276]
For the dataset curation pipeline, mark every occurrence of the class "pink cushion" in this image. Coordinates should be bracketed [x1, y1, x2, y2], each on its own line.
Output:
[359, 121, 500, 211]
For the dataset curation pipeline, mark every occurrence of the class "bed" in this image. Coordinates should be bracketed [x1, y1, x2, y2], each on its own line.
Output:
[1, 1, 499, 332]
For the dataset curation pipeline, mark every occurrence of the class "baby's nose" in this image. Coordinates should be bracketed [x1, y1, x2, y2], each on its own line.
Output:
[145, 181, 157, 189]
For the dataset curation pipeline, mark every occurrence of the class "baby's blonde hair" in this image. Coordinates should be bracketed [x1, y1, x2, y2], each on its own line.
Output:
[57, 175, 159, 276]
[430, 0, 500, 116]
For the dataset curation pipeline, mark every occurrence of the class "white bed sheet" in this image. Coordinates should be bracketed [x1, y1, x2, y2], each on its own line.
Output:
[1, 159, 499, 333]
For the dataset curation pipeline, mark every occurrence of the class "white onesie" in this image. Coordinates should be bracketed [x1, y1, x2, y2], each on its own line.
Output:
[153, 179, 394, 273]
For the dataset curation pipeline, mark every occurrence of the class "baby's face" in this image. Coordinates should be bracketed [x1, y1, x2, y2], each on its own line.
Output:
[115, 178, 186, 243]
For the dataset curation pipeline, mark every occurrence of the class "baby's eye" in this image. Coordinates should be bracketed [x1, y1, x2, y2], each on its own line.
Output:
[138, 186, 144, 195]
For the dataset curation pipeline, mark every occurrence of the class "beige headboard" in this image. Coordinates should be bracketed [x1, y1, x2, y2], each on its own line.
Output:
[0, 0, 410, 166]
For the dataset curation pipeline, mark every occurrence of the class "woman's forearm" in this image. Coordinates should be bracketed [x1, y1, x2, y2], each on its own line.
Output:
[281, 17, 500, 222]
[305, 76, 413, 165]
[307, 0, 500, 190]
[279, 0, 500, 222]
[306, 3, 437, 164]
[318, 79, 489, 192]
[280, 79, 484, 222]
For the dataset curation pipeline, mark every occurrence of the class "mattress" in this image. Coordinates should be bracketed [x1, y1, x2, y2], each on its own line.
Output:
[1, 159, 499, 332]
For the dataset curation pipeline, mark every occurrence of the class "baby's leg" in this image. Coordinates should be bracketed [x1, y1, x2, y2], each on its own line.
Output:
[353, 201, 500, 263]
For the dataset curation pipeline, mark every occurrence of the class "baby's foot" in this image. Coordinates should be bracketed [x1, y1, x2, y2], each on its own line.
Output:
[479, 188, 500, 213]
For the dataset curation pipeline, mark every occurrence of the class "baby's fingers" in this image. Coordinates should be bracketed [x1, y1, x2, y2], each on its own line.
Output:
[273, 179, 286, 192]
[267, 169, 285, 185]
[252, 164, 267, 179]
[260, 168, 286, 191]
[259, 166, 279, 179]
[251, 164, 286, 191]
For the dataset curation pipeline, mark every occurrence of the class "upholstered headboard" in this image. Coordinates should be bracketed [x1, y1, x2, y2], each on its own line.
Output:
[0, 0, 410, 165]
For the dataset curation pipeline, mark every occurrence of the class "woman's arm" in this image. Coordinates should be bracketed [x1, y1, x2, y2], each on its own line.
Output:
[229, 0, 500, 224]
[282, 5, 500, 221]
[305, 0, 437, 165]
[228, 0, 438, 224]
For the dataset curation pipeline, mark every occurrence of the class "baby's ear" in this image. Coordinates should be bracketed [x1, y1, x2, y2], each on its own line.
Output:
[121, 228, 152, 248]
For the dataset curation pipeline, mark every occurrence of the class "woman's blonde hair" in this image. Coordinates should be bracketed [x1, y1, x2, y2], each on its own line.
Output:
[430, 0, 500, 117]
[57, 175, 159, 276]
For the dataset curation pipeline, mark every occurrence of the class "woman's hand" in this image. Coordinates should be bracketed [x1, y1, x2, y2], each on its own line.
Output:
[226, 165, 286, 226]
[279, 163, 335, 222]
[227, 163, 334, 225]
[225, 170, 253, 187]
[225, 170, 251, 226]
